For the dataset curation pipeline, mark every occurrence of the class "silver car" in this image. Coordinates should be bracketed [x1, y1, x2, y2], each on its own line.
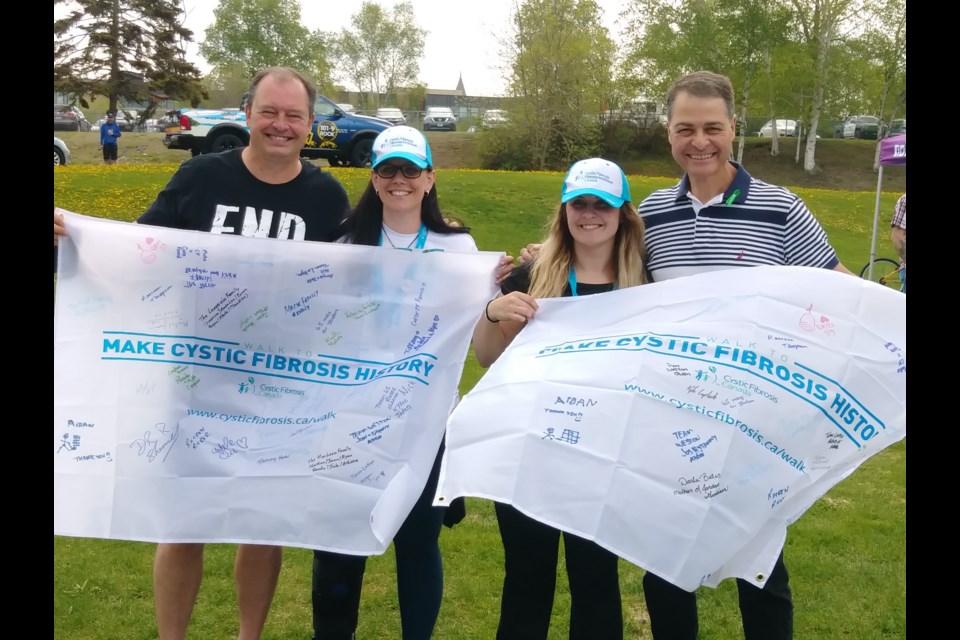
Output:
[757, 119, 798, 138]
[423, 107, 457, 131]
[481, 109, 509, 128]
[375, 107, 406, 126]
[54, 136, 71, 166]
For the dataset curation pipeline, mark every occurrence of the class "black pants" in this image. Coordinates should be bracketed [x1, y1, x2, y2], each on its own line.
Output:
[494, 502, 623, 640]
[642, 550, 793, 640]
[312, 445, 448, 640]
[312, 551, 365, 640]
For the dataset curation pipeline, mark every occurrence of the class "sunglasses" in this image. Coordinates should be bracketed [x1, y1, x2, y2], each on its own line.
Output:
[568, 198, 615, 213]
[374, 164, 424, 179]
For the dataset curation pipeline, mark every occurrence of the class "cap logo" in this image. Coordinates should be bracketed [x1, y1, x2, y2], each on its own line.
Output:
[573, 169, 615, 187]
[383, 135, 417, 147]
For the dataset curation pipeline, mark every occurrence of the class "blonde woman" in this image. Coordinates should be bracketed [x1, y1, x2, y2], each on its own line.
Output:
[473, 158, 647, 640]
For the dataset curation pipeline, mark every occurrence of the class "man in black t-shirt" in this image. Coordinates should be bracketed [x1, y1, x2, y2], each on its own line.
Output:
[54, 66, 349, 640]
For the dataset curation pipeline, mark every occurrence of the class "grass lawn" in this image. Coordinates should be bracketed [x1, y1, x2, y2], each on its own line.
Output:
[53, 165, 906, 639]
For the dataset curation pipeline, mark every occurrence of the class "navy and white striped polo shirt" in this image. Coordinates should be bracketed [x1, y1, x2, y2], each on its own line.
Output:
[638, 162, 839, 282]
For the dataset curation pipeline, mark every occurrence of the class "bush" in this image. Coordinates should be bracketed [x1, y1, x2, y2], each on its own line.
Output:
[599, 121, 671, 165]
[475, 126, 536, 171]
[476, 118, 604, 171]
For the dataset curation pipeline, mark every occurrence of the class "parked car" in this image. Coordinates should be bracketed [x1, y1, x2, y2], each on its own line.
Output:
[757, 119, 798, 137]
[883, 118, 906, 137]
[836, 115, 881, 140]
[375, 107, 406, 126]
[54, 104, 91, 132]
[116, 110, 137, 131]
[481, 109, 509, 128]
[601, 109, 665, 128]
[164, 93, 392, 166]
[54, 136, 71, 166]
[423, 107, 457, 131]
[336, 103, 356, 113]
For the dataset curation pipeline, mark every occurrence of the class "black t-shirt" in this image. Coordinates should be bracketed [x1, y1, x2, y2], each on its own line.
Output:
[500, 261, 615, 297]
[137, 149, 348, 241]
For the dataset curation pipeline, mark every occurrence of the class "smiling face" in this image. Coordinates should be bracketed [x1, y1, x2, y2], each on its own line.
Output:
[244, 73, 312, 163]
[667, 90, 737, 185]
[371, 160, 436, 217]
[565, 196, 621, 249]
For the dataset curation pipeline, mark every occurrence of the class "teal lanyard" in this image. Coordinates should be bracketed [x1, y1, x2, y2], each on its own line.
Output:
[379, 223, 428, 250]
[568, 266, 579, 296]
[568, 266, 616, 296]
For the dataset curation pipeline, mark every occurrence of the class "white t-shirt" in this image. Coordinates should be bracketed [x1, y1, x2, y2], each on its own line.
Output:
[376, 224, 478, 252]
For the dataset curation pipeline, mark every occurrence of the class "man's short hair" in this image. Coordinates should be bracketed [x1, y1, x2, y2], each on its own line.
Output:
[666, 71, 736, 121]
[247, 67, 317, 116]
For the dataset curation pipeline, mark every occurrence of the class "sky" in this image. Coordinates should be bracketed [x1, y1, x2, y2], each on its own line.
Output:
[180, 0, 631, 97]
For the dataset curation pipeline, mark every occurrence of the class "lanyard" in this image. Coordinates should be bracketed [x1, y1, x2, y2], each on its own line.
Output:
[568, 266, 617, 296]
[379, 223, 428, 250]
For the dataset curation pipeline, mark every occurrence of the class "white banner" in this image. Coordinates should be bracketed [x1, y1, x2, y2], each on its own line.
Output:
[436, 266, 906, 590]
[54, 210, 501, 554]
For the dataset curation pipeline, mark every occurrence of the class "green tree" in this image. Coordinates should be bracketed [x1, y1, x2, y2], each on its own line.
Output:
[332, 1, 426, 109]
[54, 0, 207, 116]
[860, 0, 906, 170]
[499, 0, 616, 170]
[714, 0, 792, 160]
[620, 0, 792, 159]
[200, 0, 332, 93]
[790, 0, 872, 173]
[201, 61, 255, 108]
[619, 0, 724, 102]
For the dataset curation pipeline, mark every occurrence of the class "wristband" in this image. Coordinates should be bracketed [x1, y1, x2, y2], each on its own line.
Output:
[485, 299, 500, 324]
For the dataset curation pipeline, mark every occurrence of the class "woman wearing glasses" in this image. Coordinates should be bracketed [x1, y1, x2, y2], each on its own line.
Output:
[334, 125, 476, 251]
[312, 125, 510, 640]
[472, 158, 648, 640]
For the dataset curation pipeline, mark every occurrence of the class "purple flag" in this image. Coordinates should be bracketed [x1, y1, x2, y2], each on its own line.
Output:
[880, 134, 906, 165]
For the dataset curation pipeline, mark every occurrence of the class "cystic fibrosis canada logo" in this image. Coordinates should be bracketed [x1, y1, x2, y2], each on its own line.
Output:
[575, 170, 613, 186]
[237, 376, 304, 399]
[239, 376, 255, 393]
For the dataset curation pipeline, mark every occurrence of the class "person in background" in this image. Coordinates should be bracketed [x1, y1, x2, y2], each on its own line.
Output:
[99, 110, 122, 165]
[473, 157, 647, 640]
[311, 125, 513, 640]
[890, 194, 906, 293]
[55, 66, 350, 640]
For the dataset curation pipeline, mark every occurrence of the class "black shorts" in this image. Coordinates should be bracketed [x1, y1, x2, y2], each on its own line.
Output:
[102, 143, 118, 161]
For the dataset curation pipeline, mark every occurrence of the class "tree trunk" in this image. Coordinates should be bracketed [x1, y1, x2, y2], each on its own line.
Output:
[764, 49, 779, 157]
[737, 68, 752, 164]
[803, 19, 833, 173]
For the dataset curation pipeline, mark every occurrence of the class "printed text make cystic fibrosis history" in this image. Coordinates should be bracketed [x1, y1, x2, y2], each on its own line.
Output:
[101, 333, 436, 386]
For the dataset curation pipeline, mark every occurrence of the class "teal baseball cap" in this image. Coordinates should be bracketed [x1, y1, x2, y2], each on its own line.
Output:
[561, 158, 631, 207]
[371, 126, 433, 169]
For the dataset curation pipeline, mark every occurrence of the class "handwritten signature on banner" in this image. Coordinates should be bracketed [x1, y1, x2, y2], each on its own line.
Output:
[438, 265, 905, 590]
[55, 209, 503, 553]
[538, 332, 887, 447]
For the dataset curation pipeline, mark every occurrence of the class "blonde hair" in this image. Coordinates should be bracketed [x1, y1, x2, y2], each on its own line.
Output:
[528, 202, 648, 298]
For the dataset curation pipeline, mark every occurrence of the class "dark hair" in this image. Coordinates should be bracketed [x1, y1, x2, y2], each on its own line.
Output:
[666, 70, 736, 121]
[336, 178, 470, 246]
[247, 67, 317, 116]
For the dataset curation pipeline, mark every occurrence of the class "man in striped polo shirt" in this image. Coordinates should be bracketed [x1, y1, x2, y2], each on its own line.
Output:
[639, 70, 853, 640]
